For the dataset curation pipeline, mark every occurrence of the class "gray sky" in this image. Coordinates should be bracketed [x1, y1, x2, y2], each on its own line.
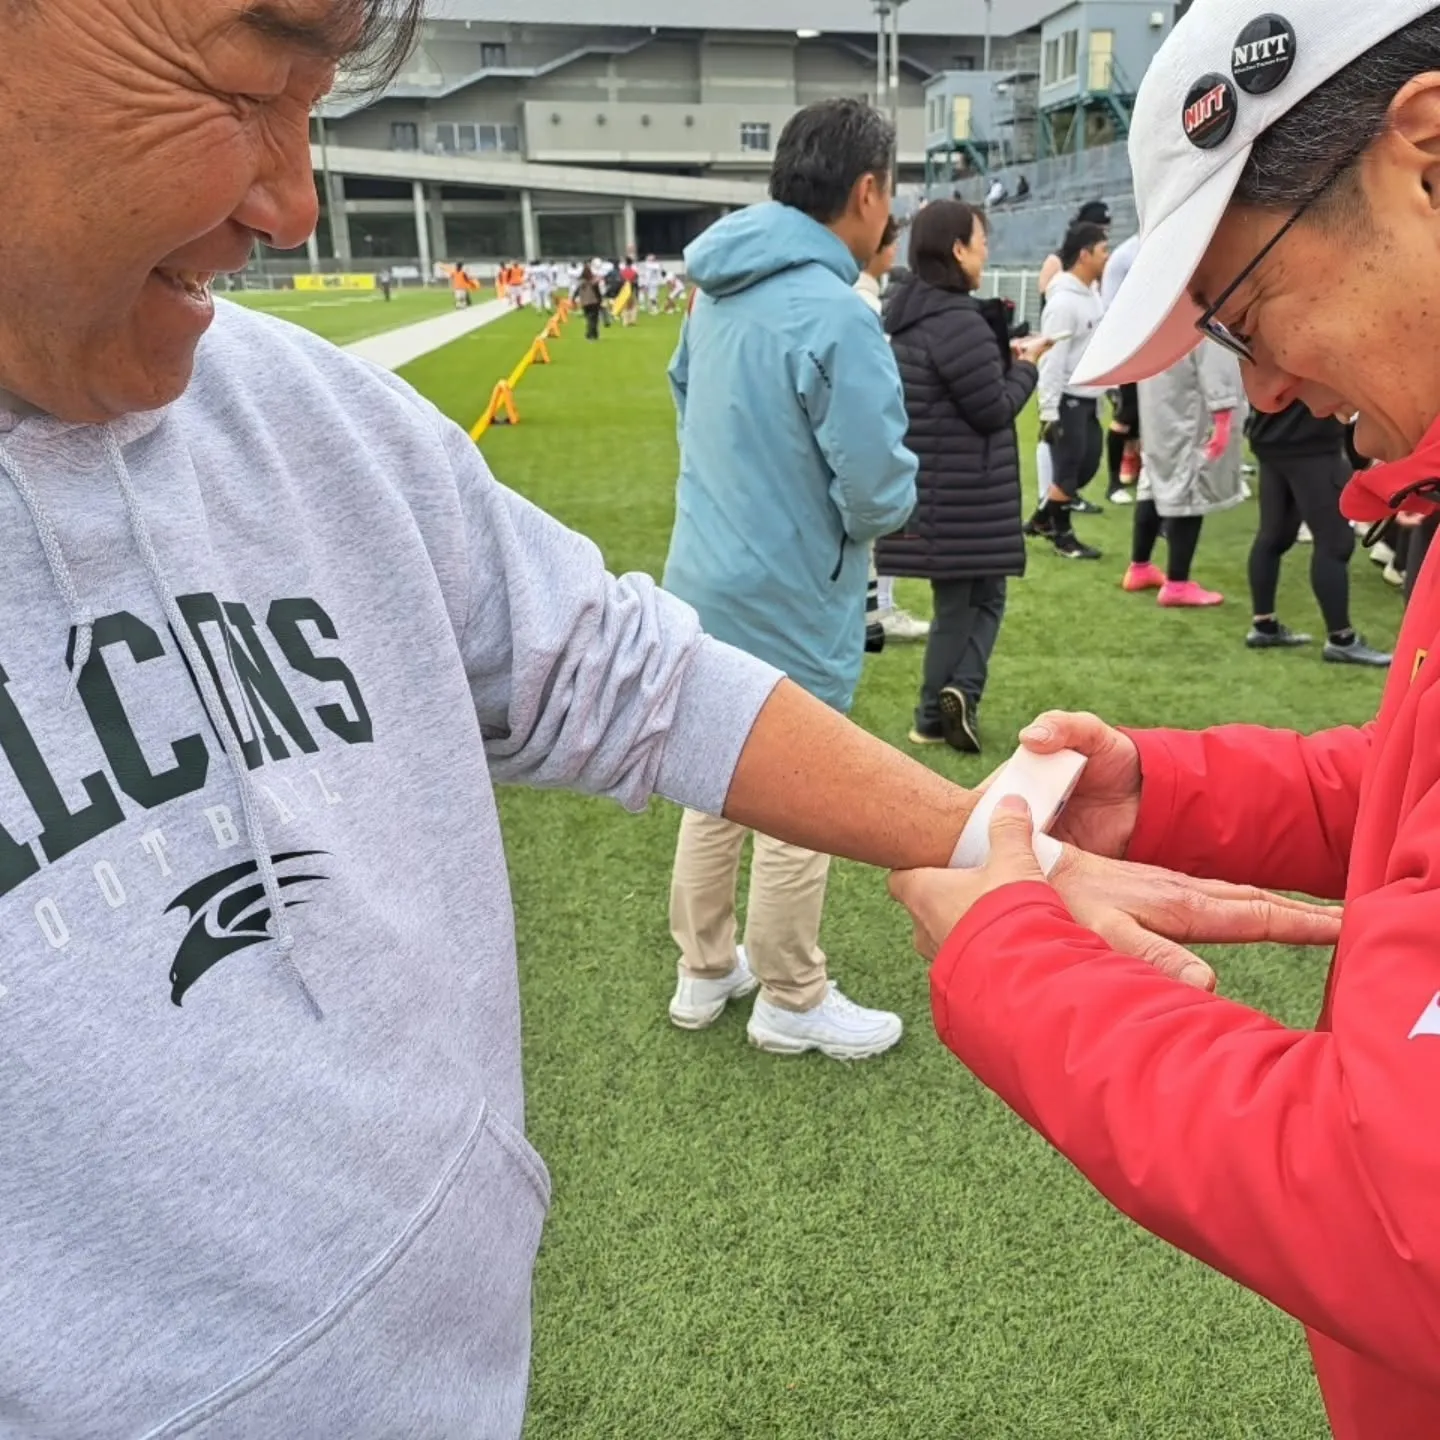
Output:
[428, 0, 1057, 39]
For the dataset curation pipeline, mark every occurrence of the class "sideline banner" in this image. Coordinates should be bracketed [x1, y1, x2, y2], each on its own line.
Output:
[293, 274, 378, 292]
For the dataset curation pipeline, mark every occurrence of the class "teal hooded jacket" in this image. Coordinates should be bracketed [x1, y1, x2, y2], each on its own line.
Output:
[662, 202, 918, 714]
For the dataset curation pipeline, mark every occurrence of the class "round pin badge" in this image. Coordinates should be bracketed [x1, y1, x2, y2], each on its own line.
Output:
[1182, 74, 1237, 150]
[1232, 14, 1297, 95]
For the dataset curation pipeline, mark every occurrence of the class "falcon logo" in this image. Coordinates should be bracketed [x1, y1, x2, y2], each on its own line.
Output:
[165, 852, 330, 1007]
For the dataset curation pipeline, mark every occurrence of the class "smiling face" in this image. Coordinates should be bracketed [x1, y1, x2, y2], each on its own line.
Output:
[0, 0, 351, 423]
[1190, 94, 1440, 463]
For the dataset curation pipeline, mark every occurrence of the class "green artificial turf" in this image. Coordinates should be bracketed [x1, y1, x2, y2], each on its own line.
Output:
[228, 285, 465, 345]
[408, 310, 1396, 1438]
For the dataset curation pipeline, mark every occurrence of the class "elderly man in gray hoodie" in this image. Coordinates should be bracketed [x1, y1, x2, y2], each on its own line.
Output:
[0, 2, 1341, 1435]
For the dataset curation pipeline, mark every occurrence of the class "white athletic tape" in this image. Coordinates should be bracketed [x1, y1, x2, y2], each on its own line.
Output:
[950, 748, 1087, 878]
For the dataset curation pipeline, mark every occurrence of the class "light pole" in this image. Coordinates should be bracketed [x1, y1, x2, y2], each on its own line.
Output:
[874, 1, 889, 113]
[889, 0, 903, 132]
[315, 111, 341, 266]
[984, 0, 994, 72]
[876, 0, 907, 182]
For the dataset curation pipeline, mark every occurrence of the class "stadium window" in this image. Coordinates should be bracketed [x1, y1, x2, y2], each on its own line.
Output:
[477, 125, 500, 152]
[1088, 30, 1115, 90]
[739, 122, 772, 153]
[951, 95, 972, 141]
[499, 125, 521, 153]
[1043, 38, 1059, 87]
[390, 121, 419, 151]
[1061, 30, 1079, 81]
[435, 123, 457, 153]
[481, 43, 507, 68]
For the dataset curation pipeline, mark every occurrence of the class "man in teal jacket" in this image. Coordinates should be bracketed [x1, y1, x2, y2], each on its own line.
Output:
[663, 99, 919, 1061]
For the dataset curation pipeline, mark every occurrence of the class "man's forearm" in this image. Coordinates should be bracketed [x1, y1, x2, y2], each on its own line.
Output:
[723, 679, 977, 870]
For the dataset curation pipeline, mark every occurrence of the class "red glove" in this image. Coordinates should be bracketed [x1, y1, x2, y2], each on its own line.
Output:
[1204, 409, 1235, 463]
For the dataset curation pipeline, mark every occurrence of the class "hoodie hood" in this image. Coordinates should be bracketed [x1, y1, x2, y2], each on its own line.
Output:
[684, 202, 859, 299]
[1340, 412, 1440, 526]
[883, 276, 975, 339]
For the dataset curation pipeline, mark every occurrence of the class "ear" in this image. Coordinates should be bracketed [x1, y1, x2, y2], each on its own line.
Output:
[1382, 74, 1440, 211]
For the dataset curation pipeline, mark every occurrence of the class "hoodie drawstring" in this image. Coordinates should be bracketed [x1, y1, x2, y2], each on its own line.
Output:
[0, 446, 94, 698]
[1361, 477, 1440, 550]
[0, 431, 322, 1019]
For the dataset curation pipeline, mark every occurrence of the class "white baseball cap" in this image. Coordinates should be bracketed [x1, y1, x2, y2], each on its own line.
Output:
[1075, 0, 1440, 388]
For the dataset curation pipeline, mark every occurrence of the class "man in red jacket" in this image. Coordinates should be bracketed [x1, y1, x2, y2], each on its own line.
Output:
[890, 2, 1440, 1437]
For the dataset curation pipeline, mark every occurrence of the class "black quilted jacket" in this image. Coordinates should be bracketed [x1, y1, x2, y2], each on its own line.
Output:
[875, 277, 1038, 582]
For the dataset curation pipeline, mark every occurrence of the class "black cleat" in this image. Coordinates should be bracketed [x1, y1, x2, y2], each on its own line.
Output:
[1324, 636, 1392, 668]
[1069, 497, 1103, 516]
[1246, 624, 1311, 650]
[1053, 533, 1102, 561]
[938, 687, 982, 754]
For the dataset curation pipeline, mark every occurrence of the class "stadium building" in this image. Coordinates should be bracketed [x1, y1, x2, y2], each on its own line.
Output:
[283, 0, 1191, 277]
[297, 0, 1059, 272]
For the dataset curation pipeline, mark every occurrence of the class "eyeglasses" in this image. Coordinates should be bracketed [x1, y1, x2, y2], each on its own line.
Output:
[1196, 161, 1350, 365]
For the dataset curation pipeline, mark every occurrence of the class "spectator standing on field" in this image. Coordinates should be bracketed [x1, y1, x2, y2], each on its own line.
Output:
[1027, 222, 1109, 559]
[877, 201, 1049, 754]
[1035, 201, 1112, 508]
[1123, 345, 1248, 608]
[621, 259, 640, 326]
[1246, 403, 1392, 666]
[450, 260, 473, 309]
[662, 99, 919, 1061]
[601, 260, 623, 327]
[573, 264, 604, 341]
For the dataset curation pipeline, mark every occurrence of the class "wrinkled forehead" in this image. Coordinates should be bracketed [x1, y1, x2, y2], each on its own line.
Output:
[223, 0, 365, 57]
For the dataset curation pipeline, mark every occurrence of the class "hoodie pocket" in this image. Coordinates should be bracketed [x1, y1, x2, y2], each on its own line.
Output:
[159, 1103, 551, 1440]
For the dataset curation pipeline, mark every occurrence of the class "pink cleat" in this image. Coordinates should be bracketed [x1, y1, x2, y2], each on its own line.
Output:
[1158, 580, 1225, 608]
[1122, 562, 1167, 592]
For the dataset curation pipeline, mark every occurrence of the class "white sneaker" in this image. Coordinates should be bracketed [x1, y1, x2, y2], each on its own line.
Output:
[747, 982, 903, 1061]
[879, 608, 931, 642]
[669, 947, 759, 1030]
[1297, 523, 1314, 544]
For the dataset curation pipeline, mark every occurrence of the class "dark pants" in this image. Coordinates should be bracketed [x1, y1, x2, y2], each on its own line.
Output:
[1248, 451, 1355, 634]
[916, 577, 1007, 731]
[1049, 396, 1104, 498]
[584, 305, 602, 340]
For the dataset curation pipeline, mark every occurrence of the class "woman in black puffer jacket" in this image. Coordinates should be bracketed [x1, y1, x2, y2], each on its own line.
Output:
[876, 201, 1049, 753]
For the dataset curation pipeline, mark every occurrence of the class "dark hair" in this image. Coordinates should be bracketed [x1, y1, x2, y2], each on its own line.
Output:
[1061, 222, 1108, 270]
[329, 0, 428, 96]
[908, 200, 988, 291]
[1235, 9, 1440, 219]
[1074, 200, 1112, 228]
[770, 99, 896, 223]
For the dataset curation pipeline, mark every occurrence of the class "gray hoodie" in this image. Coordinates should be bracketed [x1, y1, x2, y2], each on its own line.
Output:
[1037, 272, 1107, 419]
[0, 301, 781, 1437]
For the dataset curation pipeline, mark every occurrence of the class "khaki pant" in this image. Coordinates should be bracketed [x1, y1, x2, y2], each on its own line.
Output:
[669, 809, 831, 1013]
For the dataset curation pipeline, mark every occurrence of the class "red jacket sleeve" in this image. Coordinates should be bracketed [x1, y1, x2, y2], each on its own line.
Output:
[1124, 724, 1371, 900]
[931, 879, 1440, 1389]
